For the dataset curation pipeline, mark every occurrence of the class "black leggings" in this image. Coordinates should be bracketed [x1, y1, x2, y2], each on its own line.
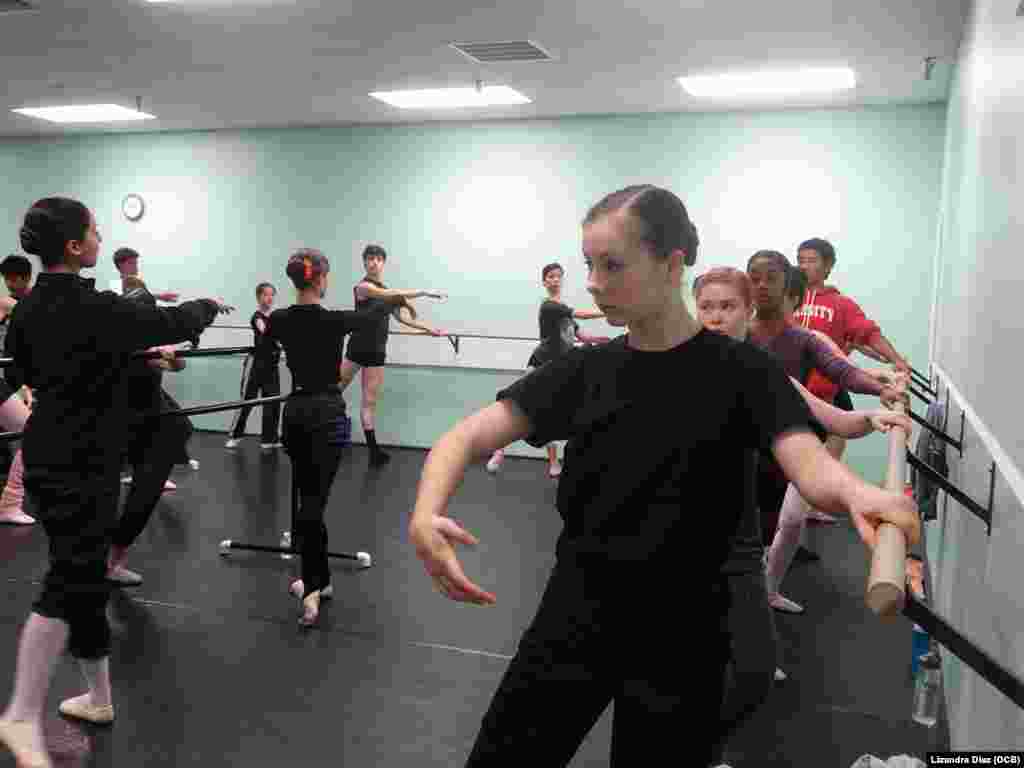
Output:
[465, 561, 729, 767]
[25, 464, 119, 659]
[281, 393, 351, 597]
[230, 355, 282, 442]
[714, 569, 778, 761]
[114, 401, 191, 549]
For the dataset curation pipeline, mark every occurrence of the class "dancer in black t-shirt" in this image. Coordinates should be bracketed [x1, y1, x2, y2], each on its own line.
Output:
[226, 282, 283, 449]
[338, 244, 446, 466]
[0, 198, 229, 768]
[409, 185, 919, 768]
[268, 248, 403, 627]
[484, 262, 608, 477]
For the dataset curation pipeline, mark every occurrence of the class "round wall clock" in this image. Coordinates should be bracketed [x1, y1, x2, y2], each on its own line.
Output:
[122, 194, 145, 222]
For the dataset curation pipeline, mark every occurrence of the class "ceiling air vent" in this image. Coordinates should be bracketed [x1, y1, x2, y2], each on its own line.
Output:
[0, 0, 35, 13]
[450, 40, 554, 63]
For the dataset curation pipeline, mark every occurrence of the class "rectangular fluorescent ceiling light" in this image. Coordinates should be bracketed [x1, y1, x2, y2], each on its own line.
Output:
[678, 67, 856, 99]
[11, 104, 155, 123]
[369, 86, 530, 109]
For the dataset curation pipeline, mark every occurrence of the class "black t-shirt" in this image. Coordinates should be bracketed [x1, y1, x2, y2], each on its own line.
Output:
[266, 302, 393, 392]
[250, 310, 280, 361]
[496, 329, 814, 579]
[530, 299, 578, 367]
[4, 273, 218, 469]
[348, 277, 393, 354]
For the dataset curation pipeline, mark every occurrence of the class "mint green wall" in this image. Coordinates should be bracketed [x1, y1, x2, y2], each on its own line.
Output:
[929, 0, 1024, 749]
[0, 104, 944, 474]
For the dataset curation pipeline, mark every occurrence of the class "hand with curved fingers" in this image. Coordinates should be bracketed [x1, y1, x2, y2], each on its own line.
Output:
[410, 514, 496, 606]
[429, 327, 446, 337]
[867, 410, 912, 434]
[207, 298, 236, 315]
[847, 485, 920, 552]
[879, 378, 908, 409]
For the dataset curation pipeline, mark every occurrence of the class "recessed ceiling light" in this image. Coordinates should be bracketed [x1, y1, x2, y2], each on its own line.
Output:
[369, 86, 530, 109]
[678, 67, 856, 99]
[11, 104, 156, 123]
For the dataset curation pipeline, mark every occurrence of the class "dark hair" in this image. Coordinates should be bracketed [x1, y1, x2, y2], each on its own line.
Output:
[113, 247, 139, 268]
[362, 244, 387, 262]
[583, 185, 699, 266]
[0, 254, 31, 278]
[747, 250, 790, 274]
[19, 197, 91, 268]
[286, 248, 330, 290]
[542, 263, 563, 281]
[784, 264, 808, 306]
[798, 238, 836, 269]
[256, 282, 276, 298]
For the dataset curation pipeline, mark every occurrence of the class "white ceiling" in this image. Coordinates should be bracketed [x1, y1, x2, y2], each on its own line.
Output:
[0, 0, 969, 138]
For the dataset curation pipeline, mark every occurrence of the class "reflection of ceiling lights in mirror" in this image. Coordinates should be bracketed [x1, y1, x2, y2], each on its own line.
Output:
[369, 87, 531, 109]
[679, 67, 857, 100]
[12, 104, 156, 123]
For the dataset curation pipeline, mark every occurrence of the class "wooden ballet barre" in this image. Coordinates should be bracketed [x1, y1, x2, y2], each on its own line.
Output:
[866, 398, 910, 617]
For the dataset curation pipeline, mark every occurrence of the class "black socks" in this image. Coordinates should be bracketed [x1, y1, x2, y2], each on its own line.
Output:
[366, 429, 390, 466]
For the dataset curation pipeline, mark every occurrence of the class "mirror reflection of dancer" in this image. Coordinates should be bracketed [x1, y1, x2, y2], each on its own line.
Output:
[485, 262, 608, 478]
[338, 245, 446, 467]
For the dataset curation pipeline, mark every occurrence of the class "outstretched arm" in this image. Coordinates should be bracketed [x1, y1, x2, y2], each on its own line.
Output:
[572, 309, 605, 320]
[393, 305, 443, 336]
[409, 400, 532, 605]
[790, 377, 910, 438]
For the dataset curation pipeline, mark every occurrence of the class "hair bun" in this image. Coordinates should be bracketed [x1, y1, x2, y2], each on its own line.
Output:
[19, 226, 43, 256]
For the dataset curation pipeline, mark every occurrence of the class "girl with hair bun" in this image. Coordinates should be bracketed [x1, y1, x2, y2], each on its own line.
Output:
[0, 197, 231, 768]
[409, 185, 919, 766]
[267, 247, 407, 627]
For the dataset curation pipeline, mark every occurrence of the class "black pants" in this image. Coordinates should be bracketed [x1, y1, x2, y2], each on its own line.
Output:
[25, 464, 119, 659]
[281, 393, 351, 597]
[114, 398, 192, 549]
[757, 458, 789, 548]
[715, 569, 778, 761]
[230, 355, 282, 442]
[465, 561, 729, 767]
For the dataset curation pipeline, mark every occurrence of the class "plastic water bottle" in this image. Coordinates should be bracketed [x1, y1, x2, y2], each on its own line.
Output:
[912, 651, 941, 727]
[910, 624, 929, 676]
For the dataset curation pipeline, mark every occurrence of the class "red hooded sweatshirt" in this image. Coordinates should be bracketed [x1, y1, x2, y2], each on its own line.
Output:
[796, 286, 881, 401]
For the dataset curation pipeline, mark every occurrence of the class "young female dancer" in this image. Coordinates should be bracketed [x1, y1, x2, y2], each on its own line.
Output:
[693, 267, 910, 764]
[0, 295, 35, 525]
[748, 251, 904, 613]
[409, 185, 919, 767]
[267, 248, 406, 626]
[485, 262, 608, 477]
[226, 282, 283, 450]
[0, 198, 229, 768]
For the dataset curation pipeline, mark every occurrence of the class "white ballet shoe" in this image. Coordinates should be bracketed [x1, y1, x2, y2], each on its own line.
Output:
[106, 564, 143, 587]
[548, 461, 562, 478]
[774, 667, 788, 682]
[0, 717, 52, 768]
[767, 592, 805, 614]
[485, 452, 504, 474]
[58, 694, 114, 724]
[299, 591, 321, 628]
[162, 479, 177, 492]
[289, 580, 332, 600]
[0, 511, 35, 525]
